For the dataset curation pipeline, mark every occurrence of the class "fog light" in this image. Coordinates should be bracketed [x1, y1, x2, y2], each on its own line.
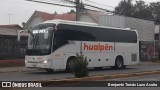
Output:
[25, 60, 28, 63]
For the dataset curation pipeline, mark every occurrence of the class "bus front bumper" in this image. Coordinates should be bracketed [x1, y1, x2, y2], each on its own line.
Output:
[25, 60, 51, 69]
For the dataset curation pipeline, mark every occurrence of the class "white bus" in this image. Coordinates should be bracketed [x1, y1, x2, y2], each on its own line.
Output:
[19, 20, 139, 72]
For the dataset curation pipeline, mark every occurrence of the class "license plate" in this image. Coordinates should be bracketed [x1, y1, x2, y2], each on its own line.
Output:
[32, 64, 37, 67]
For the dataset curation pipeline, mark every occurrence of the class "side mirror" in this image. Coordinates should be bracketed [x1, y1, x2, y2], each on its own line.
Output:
[17, 30, 24, 41]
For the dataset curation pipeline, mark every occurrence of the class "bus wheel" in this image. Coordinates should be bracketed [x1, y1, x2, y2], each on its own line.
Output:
[115, 56, 123, 69]
[66, 57, 75, 72]
[45, 69, 54, 73]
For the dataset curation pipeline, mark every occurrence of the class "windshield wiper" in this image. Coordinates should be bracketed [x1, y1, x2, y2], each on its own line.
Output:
[33, 34, 39, 49]
[28, 30, 34, 38]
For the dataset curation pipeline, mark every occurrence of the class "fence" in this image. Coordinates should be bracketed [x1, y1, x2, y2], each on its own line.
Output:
[0, 35, 27, 60]
[139, 41, 159, 61]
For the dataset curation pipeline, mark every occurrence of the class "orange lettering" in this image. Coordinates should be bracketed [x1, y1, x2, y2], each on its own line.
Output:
[84, 43, 89, 50]
[83, 43, 114, 51]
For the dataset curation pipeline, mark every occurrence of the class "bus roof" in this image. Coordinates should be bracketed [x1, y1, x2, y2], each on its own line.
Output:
[44, 19, 99, 26]
[43, 19, 137, 32]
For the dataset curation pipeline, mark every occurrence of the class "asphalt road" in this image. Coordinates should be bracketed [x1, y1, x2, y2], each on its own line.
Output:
[0, 64, 160, 81]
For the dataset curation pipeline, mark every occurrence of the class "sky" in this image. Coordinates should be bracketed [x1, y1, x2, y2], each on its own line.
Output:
[0, 0, 159, 26]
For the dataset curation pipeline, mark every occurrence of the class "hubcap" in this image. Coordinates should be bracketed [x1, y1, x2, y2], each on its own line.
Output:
[117, 60, 122, 68]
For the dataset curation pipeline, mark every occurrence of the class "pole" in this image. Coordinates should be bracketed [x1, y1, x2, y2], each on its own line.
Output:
[159, 23, 160, 60]
[76, 0, 80, 21]
[8, 13, 11, 24]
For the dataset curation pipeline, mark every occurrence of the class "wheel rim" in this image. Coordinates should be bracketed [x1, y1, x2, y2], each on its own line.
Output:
[117, 60, 122, 68]
[115, 57, 123, 68]
[67, 60, 74, 70]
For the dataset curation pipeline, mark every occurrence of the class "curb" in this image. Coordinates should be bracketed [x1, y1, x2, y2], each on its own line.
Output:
[41, 70, 160, 86]
[0, 67, 39, 73]
[137, 62, 160, 65]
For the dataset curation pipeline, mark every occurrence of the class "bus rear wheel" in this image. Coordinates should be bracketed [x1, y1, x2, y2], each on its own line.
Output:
[114, 56, 124, 69]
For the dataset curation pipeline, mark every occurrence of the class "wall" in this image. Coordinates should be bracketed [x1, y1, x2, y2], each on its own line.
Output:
[27, 15, 44, 29]
[100, 15, 125, 28]
[79, 13, 97, 23]
[140, 41, 159, 61]
[0, 35, 27, 60]
[99, 15, 155, 41]
[125, 17, 154, 41]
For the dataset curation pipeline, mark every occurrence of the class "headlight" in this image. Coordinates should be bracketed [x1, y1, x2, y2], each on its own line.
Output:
[25, 60, 28, 63]
[42, 60, 48, 64]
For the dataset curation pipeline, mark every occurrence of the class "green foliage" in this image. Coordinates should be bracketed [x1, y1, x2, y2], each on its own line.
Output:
[53, 11, 58, 15]
[67, 9, 76, 14]
[115, 0, 134, 17]
[149, 2, 160, 21]
[70, 54, 89, 78]
[115, 0, 160, 21]
[133, 1, 153, 19]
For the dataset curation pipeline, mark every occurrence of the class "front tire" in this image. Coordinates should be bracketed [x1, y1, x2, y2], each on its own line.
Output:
[66, 58, 75, 72]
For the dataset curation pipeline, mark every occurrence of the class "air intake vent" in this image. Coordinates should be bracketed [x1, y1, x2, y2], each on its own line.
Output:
[132, 54, 137, 61]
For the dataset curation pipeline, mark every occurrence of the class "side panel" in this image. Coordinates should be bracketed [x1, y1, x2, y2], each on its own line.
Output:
[81, 41, 139, 68]
[81, 41, 117, 67]
[115, 43, 139, 65]
[51, 41, 81, 70]
[50, 41, 139, 70]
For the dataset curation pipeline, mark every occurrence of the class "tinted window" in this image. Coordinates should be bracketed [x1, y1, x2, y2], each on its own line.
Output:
[52, 29, 95, 51]
[26, 23, 55, 55]
[57, 24, 137, 43]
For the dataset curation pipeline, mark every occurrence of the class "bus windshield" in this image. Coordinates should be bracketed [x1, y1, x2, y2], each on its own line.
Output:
[26, 24, 55, 55]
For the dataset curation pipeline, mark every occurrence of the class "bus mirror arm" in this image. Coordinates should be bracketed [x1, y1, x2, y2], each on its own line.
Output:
[27, 30, 34, 37]
[17, 29, 33, 41]
[17, 30, 24, 41]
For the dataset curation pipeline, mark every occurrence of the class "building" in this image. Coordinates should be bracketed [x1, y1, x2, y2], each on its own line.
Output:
[25, 10, 105, 29]
[26, 11, 76, 29]
[0, 24, 28, 60]
[79, 10, 105, 23]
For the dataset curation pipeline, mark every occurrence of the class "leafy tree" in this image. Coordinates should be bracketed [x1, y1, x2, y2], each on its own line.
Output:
[53, 11, 57, 15]
[114, 0, 159, 20]
[115, 0, 134, 17]
[132, 0, 153, 19]
[67, 9, 76, 14]
[149, 2, 160, 21]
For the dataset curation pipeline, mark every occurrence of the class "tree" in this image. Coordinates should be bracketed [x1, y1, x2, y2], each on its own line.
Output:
[133, 0, 153, 19]
[67, 9, 76, 14]
[115, 0, 160, 23]
[53, 11, 58, 15]
[115, 0, 134, 17]
[149, 2, 160, 21]
[70, 54, 89, 78]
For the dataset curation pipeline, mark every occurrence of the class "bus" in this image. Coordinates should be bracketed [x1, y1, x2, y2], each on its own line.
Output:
[18, 20, 139, 72]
